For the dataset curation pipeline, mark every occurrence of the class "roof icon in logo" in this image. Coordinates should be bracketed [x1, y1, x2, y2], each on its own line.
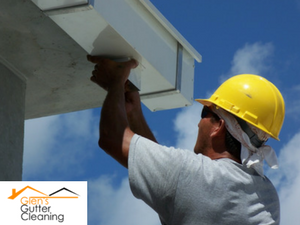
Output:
[49, 188, 79, 196]
[8, 186, 79, 200]
[8, 186, 47, 200]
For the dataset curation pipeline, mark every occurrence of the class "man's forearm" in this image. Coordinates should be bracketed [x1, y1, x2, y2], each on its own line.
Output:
[99, 84, 133, 168]
[126, 101, 157, 143]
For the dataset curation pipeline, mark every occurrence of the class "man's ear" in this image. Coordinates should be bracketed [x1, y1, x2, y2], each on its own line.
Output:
[211, 119, 226, 137]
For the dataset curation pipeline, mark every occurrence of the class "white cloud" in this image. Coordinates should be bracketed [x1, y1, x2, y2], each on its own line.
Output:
[266, 132, 300, 225]
[220, 42, 274, 82]
[88, 176, 160, 225]
[23, 115, 61, 177]
[23, 109, 98, 179]
[174, 102, 202, 150]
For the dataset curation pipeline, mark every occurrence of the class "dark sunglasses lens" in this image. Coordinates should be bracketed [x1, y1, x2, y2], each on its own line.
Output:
[201, 106, 220, 120]
[201, 107, 209, 118]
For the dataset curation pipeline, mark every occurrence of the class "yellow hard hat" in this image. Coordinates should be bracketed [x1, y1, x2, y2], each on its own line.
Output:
[196, 74, 285, 140]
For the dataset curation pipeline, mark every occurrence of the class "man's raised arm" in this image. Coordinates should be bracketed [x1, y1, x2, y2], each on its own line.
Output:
[124, 86, 157, 143]
[87, 56, 137, 168]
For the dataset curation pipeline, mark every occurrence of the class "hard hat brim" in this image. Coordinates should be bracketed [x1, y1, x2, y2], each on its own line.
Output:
[195, 98, 280, 141]
[195, 99, 213, 107]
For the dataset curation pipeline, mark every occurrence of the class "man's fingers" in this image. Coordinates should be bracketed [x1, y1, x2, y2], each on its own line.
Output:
[87, 55, 107, 64]
[90, 75, 96, 83]
[127, 59, 139, 69]
[87, 55, 138, 68]
[87, 55, 96, 63]
[87, 55, 99, 63]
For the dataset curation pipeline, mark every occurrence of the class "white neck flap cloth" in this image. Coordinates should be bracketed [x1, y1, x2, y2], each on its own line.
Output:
[211, 105, 278, 177]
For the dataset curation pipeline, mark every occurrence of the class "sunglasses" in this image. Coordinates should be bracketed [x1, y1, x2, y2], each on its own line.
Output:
[201, 106, 220, 120]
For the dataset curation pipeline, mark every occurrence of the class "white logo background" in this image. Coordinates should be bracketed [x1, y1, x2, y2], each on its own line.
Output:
[0, 181, 87, 224]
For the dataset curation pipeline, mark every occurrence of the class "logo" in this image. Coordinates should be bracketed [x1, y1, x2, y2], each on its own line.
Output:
[0, 182, 87, 224]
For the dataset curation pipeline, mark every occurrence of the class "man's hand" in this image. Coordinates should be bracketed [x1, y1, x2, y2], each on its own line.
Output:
[87, 55, 138, 91]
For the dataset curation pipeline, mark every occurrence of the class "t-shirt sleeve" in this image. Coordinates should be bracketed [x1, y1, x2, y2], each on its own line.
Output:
[128, 134, 189, 222]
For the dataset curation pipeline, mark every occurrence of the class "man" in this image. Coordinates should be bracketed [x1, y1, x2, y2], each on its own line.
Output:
[87, 55, 284, 225]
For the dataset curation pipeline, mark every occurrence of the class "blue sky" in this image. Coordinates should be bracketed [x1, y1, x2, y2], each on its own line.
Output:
[23, 1, 300, 224]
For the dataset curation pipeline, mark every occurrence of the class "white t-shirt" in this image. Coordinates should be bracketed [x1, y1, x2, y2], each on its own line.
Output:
[128, 134, 280, 225]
